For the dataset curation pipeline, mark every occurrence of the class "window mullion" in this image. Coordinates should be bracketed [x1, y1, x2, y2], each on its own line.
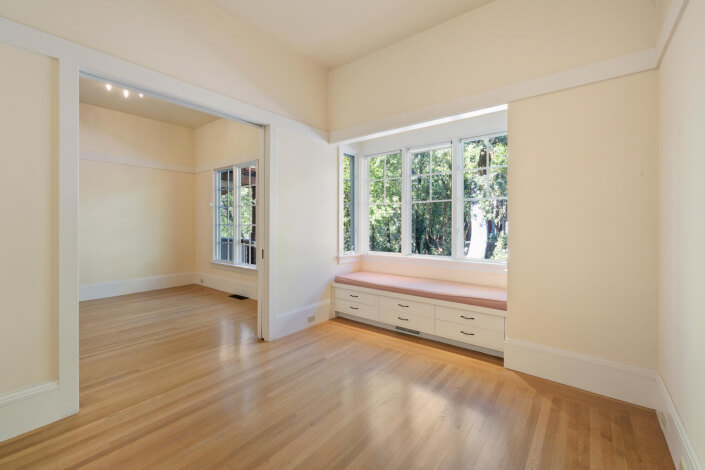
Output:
[452, 138, 462, 259]
[361, 157, 370, 254]
[234, 166, 240, 266]
[401, 147, 411, 256]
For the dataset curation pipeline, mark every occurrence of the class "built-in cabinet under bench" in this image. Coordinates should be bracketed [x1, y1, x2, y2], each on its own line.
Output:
[333, 272, 507, 357]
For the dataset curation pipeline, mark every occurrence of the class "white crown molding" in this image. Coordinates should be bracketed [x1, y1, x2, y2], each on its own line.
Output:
[656, 0, 690, 66]
[655, 374, 704, 470]
[504, 338, 658, 409]
[79, 151, 264, 174]
[330, 48, 657, 144]
[80, 151, 197, 173]
[0, 17, 328, 142]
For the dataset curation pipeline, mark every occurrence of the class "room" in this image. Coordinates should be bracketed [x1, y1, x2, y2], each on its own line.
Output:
[0, 0, 702, 468]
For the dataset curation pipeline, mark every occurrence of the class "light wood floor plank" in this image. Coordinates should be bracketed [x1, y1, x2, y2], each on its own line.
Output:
[0, 285, 673, 469]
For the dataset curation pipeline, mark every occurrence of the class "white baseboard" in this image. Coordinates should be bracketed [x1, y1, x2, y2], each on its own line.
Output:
[0, 381, 77, 443]
[504, 338, 657, 409]
[655, 375, 704, 470]
[79, 272, 259, 301]
[271, 300, 330, 339]
[79, 272, 196, 301]
[195, 272, 258, 300]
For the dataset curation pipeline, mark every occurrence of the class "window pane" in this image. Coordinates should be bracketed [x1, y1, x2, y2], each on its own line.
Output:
[411, 151, 430, 176]
[464, 140, 487, 170]
[489, 135, 508, 166]
[412, 176, 430, 201]
[463, 199, 508, 260]
[369, 156, 385, 179]
[343, 204, 352, 252]
[248, 166, 256, 186]
[488, 167, 507, 198]
[370, 180, 384, 204]
[386, 152, 402, 177]
[385, 179, 401, 203]
[431, 174, 452, 200]
[240, 225, 252, 242]
[343, 155, 351, 180]
[411, 202, 452, 256]
[432, 148, 452, 173]
[464, 170, 486, 199]
[343, 179, 351, 204]
[369, 204, 401, 253]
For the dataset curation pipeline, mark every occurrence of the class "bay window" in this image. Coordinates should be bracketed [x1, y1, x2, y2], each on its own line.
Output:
[341, 132, 508, 263]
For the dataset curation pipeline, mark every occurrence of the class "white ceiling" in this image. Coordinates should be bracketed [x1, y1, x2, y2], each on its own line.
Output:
[210, 0, 495, 68]
[79, 76, 219, 129]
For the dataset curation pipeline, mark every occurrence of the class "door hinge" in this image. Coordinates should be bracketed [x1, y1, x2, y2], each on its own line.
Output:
[261, 249, 265, 259]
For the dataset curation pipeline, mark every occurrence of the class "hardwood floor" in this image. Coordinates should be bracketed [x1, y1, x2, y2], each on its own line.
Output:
[0, 285, 673, 469]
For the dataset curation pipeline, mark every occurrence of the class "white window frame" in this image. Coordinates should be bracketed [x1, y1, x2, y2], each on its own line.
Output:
[364, 149, 403, 255]
[338, 150, 359, 257]
[213, 160, 258, 270]
[351, 131, 508, 265]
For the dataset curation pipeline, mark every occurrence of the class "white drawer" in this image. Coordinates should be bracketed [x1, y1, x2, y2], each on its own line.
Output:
[435, 306, 504, 332]
[379, 309, 434, 334]
[379, 295, 434, 319]
[335, 287, 378, 306]
[335, 298, 378, 321]
[435, 320, 504, 351]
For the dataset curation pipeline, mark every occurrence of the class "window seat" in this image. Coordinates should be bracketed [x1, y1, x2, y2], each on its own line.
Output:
[334, 271, 507, 311]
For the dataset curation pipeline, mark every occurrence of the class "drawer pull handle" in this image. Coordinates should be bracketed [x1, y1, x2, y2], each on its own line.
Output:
[350, 306, 359, 310]
[350, 294, 359, 298]
[460, 315, 475, 320]
[397, 316, 409, 321]
[460, 331, 475, 336]
[398, 304, 409, 308]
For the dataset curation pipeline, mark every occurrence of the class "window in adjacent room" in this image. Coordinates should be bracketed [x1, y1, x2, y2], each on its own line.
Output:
[214, 161, 257, 268]
[368, 151, 402, 253]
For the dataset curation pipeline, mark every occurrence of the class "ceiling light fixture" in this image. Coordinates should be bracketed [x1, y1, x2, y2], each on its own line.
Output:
[139, 93, 144, 98]
[105, 83, 112, 91]
[123, 89, 129, 98]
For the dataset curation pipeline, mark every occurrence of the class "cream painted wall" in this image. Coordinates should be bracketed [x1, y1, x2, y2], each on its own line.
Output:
[193, 118, 262, 288]
[80, 103, 194, 168]
[0, 43, 58, 394]
[79, 160, 195, 285]
[328, 0, 662, 131]
[0, 0, 328, 129]
[658, 0, 705, 464]
[79, 104, 196, 285]
[507, 71, 658, 369]
[271, 129, 338, 338]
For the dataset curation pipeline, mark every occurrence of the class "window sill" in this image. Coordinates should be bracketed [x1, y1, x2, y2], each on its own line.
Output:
[361, 253, 507, 274]
[337, 254, 360, 265]
[210, 260, 258, 273]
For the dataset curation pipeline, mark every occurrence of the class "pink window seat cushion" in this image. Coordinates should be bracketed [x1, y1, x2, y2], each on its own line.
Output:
[334, 271, 507, 311]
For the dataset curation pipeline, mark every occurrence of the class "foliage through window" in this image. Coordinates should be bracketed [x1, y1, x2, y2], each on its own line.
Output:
[463, 136, 508, 261]
[368, 152, 402, 253]
[215, 162, 257, 268]
[411, 145, 453, 256]
[343, 154, 355, 252]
